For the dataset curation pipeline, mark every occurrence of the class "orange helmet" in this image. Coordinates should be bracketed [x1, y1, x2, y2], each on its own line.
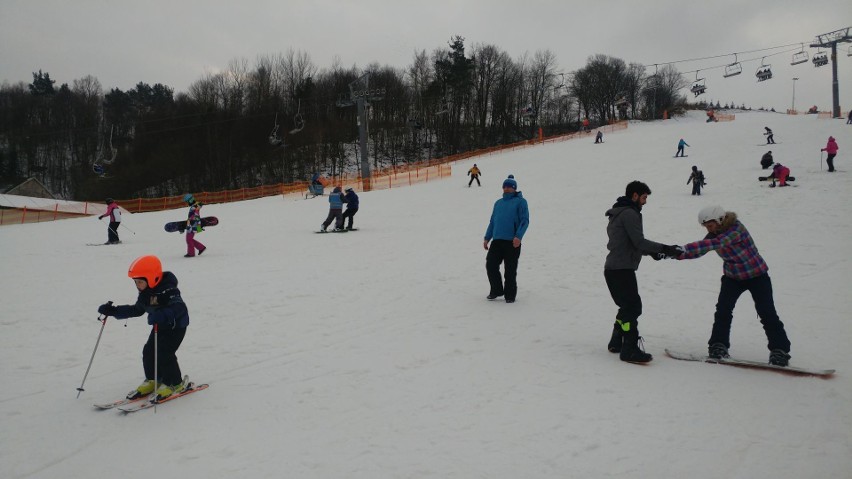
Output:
[128, 255, 163, 288]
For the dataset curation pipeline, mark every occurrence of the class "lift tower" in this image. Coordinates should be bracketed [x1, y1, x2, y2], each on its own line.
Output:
[810, 27, 851, 118]
[337, 73, 385, 191]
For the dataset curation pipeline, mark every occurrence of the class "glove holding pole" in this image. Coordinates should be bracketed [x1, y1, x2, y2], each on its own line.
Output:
[76, 301, 112, 398]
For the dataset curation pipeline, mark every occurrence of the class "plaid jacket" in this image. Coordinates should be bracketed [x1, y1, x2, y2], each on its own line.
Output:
[680, 220, 768, 280]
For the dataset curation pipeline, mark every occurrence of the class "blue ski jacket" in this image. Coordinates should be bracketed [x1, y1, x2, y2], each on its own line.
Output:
[484, 191, 530, 241]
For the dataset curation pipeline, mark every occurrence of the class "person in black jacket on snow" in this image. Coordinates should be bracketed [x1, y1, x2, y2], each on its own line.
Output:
[97, 255, 191, 401]
[604, 181, 682, 363]
[341, 187, 359, 230]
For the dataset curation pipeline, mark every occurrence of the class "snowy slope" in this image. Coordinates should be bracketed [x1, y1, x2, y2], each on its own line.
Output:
[1, 111, 850, 479]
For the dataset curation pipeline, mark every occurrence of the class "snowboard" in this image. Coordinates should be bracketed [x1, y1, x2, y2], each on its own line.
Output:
[315, 229, 349, 234]
[758, 176, 795, 182]
[164, 216, 218, 233]
[674, 155, 688, 158]
[665, 349, 834, 377]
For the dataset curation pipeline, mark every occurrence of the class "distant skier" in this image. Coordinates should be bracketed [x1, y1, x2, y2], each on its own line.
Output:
[672, 206, 792, 366]
[687, 166, 706, 196]
[675, 138, 690, 157]
[97, 255, 192, 400]
[760, 151, 774, 170]
[595, 131, 604, 144]
[763, 127, 775, 144]
[97, 198, 121, 244]
[706, 109, 717, 123]
[183, 194, 206, 257]
[820, 136, 838, 172]
[341, 187, 359, 230]
[467, 164, 482, 187]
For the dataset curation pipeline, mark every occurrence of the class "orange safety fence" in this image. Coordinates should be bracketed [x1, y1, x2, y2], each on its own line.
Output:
[2, 121, 628, 222]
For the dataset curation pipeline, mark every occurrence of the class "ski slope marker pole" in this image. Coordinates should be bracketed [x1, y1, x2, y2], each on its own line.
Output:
[76, 301, 112, 398]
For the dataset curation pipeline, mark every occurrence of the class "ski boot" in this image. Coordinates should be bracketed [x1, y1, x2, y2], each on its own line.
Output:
[155, 379, 187, 400]
[769, 350, 791, 367]
[607, 321, 623, 353]
[708, 343, 730, 360]
[127, 379, 156, 400]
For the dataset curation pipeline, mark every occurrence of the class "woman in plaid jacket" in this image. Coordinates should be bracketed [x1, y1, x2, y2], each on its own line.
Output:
[675, 205, 792, 366]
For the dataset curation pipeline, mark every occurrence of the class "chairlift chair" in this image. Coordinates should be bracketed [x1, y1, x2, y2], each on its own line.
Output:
[791, 49, 809, 66]
[268, 113, 282, 146]
[755, 58, 773, 82]
[723, 60, 742, 78]
[847, 46, 852, 57]
[690, 72, 707, 97]
[812, 52, 829, 67]
[289, 99, 305, 134]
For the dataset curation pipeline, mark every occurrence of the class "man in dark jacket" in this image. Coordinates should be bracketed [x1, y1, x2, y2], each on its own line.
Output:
[760, 151, 774, 169]
[604, 181, 681, 363]
[342, 187, 359, 230]
[483, 175, 529, 303]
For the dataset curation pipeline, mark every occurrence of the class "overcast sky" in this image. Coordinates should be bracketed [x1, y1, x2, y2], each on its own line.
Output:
[2, 1, 850, 112]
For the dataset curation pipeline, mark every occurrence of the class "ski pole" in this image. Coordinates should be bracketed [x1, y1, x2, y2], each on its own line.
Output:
[76, 301, 112, 398]
[153, 323, 158, 413]
[99, 217, 120, 239]
[820, 150, 823, 172]
[120, 223, 136, 235]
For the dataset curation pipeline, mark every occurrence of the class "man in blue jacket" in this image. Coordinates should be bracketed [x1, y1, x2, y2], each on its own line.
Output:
[483, 175, 529, 303]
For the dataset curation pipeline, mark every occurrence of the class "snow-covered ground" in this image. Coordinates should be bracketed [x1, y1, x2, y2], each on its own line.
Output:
[1, 110, 850, 479]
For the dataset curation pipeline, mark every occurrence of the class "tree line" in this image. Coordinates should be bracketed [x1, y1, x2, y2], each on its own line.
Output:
[0, 37, 688, 200]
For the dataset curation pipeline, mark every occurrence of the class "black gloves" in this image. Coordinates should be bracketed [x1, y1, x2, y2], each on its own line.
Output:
[661, 245, 684, 258]
[98, 302, 116, 317]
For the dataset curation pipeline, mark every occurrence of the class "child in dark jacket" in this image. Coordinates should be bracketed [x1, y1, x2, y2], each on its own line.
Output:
[687, 166, 705, 195]
[341, 187, 359, 230]
[97, 255, 191, 400]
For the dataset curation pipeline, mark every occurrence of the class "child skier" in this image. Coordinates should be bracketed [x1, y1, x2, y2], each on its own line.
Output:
[687, 166, 705, 195]
[467, 164, 482, 187]
[821, 136, 838, 172]
[673, 206, 792, 366]
[183, 194, 206, 257]
[97, 198, 121, 244]
[97, 255, 191, 400]
[763, 127, 775, 144]
[341, 187, 359, 230]
[760, 151, 774, 170]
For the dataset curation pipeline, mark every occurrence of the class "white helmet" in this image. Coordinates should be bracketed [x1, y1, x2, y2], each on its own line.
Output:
[698, 205, 726, 225]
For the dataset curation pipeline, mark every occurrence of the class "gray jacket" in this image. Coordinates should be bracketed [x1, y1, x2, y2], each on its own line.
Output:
[604, 197, 665, 270]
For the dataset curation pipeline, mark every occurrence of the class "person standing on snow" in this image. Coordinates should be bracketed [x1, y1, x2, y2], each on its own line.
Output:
[321, 186, 345, 232]
[97, 255, 191, 400]
[341, 187, 359, 230]
[595, 131, 604, 143]
[821, 136, 839, 172]
[687, 166, 706, 196]
[672, 206, 792, 366]
[675, 138, 690, 157]
[467, 164, 482, 187]
[98, 198, 121, 244]
[483, 175, 529, 304]
[604, 181, 682, 363]
[183, 194, 207, 257]
[763, 127, 775, 144]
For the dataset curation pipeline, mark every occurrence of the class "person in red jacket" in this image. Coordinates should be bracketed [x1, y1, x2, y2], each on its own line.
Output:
[97, 198, 121, 244]
[821, 136, 839, 172]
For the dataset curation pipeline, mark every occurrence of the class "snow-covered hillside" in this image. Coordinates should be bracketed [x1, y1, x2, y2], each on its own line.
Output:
[1, 110, 850, 479]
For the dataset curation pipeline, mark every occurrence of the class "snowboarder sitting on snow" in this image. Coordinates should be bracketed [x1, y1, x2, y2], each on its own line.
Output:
[687, 166, 706, 196]
[675, 138, 689, 157]
[321, 186, 345, 232]
[97, 255, 191, 400]
[763, 127, 775, 144]
[760, 151, 774, 170]
[672, 206, 792, 366]
[467, 164, 482, 187]
[767, 163, 791, 187]
[341, 187, 359, 230]
[97, 198, 121, 244]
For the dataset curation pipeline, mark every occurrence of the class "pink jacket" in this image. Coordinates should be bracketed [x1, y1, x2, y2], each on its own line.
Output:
[822, 137, 838, 155]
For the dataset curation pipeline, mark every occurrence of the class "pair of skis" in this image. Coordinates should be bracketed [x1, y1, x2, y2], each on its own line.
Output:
[93, 379, 209, 413]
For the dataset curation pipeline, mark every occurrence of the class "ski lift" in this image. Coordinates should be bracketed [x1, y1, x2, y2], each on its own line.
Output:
[521, 104, 535, 118]
[690, 71, 707, 97]
[723, 54, 742, 78]
[289, 99, 305, 134]
[791, 44, 808, 65]
[755, 58, 773, 82]
[92, 163, 108, 178]
[268, 113, 282, 146]
[812, 51, 829, 67]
